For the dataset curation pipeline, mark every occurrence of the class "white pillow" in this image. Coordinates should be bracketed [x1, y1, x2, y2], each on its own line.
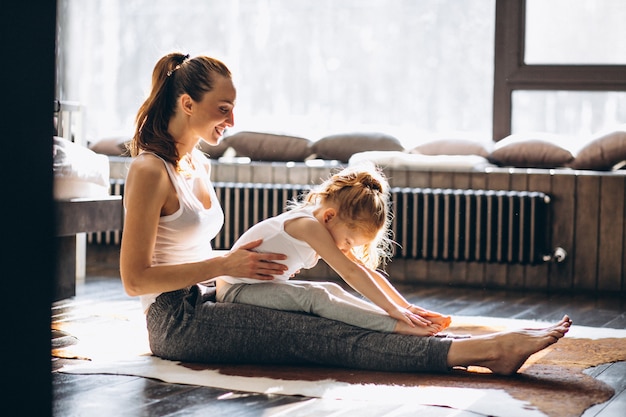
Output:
[349, 151, 491, 171]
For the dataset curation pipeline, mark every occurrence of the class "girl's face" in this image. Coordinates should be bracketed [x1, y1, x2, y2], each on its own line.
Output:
[190, 75, 236, 145]
[325, 216, 375, 254]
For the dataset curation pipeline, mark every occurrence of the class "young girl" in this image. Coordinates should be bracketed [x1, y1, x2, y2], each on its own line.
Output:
[215, 163, 452, 336]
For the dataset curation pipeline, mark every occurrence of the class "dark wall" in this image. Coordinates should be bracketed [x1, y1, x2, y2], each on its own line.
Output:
[0, 1, 57, 415]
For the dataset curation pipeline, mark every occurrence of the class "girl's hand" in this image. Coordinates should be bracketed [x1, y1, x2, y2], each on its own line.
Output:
[388, 306, 433, 328]
[222, 239, 288, 280]
[407, 304, 452, 330]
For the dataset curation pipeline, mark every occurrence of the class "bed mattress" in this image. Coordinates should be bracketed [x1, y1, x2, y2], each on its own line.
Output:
[53, 136, 110, 199]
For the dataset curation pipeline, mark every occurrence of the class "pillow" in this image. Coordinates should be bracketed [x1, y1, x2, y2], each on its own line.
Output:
[89, 136, 130, 156]
[488, 134, 574, 168]
[197, 137, 232, 159]
[568, 130, 626, 171]
[311, 132, 404, 162]
[409, 139, 490, 157]
[223, 131, 313, 162]
[349, 151, 491, 171]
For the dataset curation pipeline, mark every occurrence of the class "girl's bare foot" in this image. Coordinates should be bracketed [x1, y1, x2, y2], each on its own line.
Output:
[447, 315, 572, 375]
[394, 314, 453, 337]
[394, 321, 439, 336]
[430, 315, 452, 331]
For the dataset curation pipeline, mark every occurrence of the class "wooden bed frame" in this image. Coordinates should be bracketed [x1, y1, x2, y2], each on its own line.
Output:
[54, 196, 123, 300]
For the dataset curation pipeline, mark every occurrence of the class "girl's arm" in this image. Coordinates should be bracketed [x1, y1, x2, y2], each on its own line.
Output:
[353, 261, 451, 327]
[345, 256, 410, 307]
[285, 217, 422, 327]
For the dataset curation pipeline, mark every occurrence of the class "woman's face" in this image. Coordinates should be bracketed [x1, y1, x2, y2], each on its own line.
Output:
[191, 75, 236, 145]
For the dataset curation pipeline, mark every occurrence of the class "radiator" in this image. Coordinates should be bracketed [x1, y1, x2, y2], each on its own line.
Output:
[94, 181, 552, 265]
[391, 188, 551, 264]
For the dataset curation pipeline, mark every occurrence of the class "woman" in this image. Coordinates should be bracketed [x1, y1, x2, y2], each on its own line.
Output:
[120, 52, 571, 375]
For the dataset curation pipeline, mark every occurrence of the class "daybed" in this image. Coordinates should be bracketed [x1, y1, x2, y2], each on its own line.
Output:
[93, 129, 626, 294]
[53, 136, 123, 300]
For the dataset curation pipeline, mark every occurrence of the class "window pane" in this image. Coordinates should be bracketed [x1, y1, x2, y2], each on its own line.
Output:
[525, 0, 626, 65]
[512, 90, 626, 148]
[57, 0, 494, 150]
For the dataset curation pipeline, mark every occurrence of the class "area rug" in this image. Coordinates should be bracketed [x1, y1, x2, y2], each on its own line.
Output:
[54, 306, 626, 417]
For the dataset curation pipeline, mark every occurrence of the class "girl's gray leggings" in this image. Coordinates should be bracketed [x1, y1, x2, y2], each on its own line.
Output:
[217, 280, 398, 332]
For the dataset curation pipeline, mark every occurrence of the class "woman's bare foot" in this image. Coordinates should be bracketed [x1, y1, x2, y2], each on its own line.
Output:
[446, 315, 572, 375]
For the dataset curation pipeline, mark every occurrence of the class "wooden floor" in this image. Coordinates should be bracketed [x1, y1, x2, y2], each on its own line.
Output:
[52, 257, 626, 417]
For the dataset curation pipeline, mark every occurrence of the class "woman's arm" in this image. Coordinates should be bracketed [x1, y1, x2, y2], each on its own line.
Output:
[120, 155, 287, 297]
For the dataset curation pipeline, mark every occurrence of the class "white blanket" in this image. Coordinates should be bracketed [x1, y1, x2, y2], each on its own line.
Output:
[53, 136, 110, 199]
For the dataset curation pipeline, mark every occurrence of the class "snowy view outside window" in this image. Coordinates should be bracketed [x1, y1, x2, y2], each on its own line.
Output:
[516, 0, 626, 139]
[56, 0, 495, 149]
[56, 0, 624, 150]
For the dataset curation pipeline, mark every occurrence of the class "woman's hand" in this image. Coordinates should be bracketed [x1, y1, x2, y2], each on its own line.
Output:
[221, 239, 288, 280]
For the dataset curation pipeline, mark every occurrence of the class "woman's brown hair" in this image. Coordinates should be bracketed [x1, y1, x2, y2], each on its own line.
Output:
[129, 53, 231, 167]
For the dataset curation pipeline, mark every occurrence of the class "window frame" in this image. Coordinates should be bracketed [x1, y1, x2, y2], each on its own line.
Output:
[493, 0, 626, 141]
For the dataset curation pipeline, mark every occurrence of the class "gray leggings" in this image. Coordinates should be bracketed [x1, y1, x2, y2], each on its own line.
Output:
[146, 285, 452, 372]
[217, 280, 397, 332]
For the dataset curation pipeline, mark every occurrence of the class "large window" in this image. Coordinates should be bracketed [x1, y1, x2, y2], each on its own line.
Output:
[57, 0, 625, 150]
[56, 0, 495, 149]
[512, 91, 625, 137]
[525, 0, 626, 65]
[493, 0, 626, 144]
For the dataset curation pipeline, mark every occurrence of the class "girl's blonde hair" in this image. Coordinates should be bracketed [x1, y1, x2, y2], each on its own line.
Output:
[290, 163, 394, 269]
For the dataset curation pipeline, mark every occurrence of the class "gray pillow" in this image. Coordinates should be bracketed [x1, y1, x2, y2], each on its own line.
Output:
[311, 132, 404, 162]
[197, 137, 232, 159]
[224, 131, 313, 162]
[568, 130, 626, 171]
[89, 136, 130, 156]
[488, 134, 574, 168]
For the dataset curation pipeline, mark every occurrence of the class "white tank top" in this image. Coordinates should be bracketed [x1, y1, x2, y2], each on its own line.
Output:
[138, 149, 224, 311]
[217, 207, 320, 285]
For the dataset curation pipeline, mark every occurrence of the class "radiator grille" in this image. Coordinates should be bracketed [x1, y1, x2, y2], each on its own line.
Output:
[391, 187, 550, 264]
[94, 181, 551, 265]
[212, 182, 311, 250]
[213, 182, 551, 265]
